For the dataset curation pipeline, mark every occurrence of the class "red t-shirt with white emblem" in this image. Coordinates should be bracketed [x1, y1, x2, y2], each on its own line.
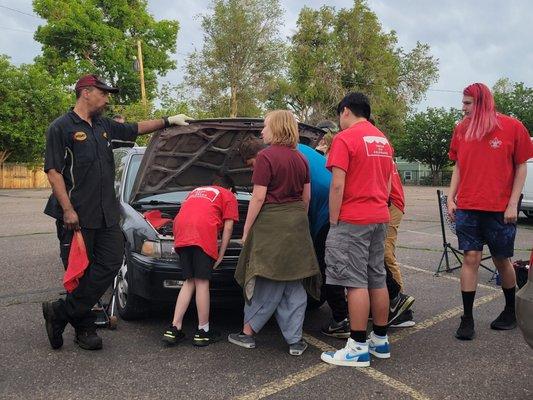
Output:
[389, 163, 405, 213]
[326, 120, 394, 224]
[449, 114, 533, 211]
[173, 185, 239, 260]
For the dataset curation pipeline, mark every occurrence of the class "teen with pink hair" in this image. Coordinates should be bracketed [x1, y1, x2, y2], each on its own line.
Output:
[447, 82, 533, 340]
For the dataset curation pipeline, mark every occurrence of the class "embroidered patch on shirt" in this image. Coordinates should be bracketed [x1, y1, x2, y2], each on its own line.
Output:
[74, 132, 87, 141]
[489, 137, 502, 149]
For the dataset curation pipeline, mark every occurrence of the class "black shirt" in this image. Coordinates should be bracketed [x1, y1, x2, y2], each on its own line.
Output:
[44, 109, 138, 229]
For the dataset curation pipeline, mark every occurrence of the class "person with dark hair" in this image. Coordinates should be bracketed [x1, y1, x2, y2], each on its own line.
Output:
[163, 174, 239, 346]
[239, 138, 267, 167]
[42, 74, 192, 351]
[448, 82, 533, 340]
[321, 92, 394, 367]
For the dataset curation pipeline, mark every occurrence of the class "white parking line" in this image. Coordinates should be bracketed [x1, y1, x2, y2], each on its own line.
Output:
[234, 363, 335, 400]
[400, 263, 500, 292]
[232, 289, 502, 400]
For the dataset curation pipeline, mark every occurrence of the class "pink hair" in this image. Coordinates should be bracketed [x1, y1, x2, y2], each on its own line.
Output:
[462, 83, 499, 141]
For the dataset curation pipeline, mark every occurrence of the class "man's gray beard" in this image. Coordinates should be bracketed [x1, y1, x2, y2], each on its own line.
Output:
[90, 108, 104, 118]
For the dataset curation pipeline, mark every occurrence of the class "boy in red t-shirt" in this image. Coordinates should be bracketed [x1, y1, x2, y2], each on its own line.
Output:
[163, 174, 239, 346]
[321, 92, 394, 368]
[447, 83, 533, 341]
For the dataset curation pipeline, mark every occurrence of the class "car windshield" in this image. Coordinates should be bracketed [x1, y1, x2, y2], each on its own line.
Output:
[124, 153, 251, 204]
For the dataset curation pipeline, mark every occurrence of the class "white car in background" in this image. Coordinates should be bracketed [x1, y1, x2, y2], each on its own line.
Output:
[520, 145, 533, 219]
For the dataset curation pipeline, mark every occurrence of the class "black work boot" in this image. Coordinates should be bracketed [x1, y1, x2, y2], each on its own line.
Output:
[75, 327, 103, 350]
[42, 301, 68, 350]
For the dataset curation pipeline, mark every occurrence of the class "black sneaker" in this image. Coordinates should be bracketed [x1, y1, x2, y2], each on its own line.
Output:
[490, 308, 517, 330]
[163, 325, 185, 345]
[388, 293, 415, 326]
[320, 318, 350, 339]
[455, 315, 475, 340]
[75, 327, 103, 350]
[389, 309, 416, 328]
[42, 301, 67, 350]
[193, 329, 221, 347]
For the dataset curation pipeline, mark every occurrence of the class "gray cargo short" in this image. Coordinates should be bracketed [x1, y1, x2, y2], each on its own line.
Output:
[325, 222, 387, 289]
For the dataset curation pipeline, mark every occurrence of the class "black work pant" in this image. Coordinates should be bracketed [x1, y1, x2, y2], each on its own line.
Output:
[316, 223, 402, 322]
[55, 221, 124, 329]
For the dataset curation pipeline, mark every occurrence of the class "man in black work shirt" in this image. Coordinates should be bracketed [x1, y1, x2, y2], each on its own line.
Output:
[42, 74, 191, 351]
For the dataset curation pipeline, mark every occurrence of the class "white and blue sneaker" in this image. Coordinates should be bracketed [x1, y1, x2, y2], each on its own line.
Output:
[320, 338, 370, 367]
[368, 331, 390, 359]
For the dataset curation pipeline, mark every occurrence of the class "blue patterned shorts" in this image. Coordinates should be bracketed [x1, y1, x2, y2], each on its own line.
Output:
[455, 209, 516, 258]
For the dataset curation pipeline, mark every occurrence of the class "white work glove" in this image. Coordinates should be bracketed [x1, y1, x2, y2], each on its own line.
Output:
[168, 114, 193, 126]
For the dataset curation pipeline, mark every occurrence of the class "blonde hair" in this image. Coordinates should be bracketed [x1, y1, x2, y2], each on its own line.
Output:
[265, 110, 299, 148]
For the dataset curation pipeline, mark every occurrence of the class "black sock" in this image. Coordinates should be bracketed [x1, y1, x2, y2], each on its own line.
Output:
[373, 324, 388, 337]
[502, 286, 516, 310]
[461, 291, 476, 317]
[350, 330, 367, 343]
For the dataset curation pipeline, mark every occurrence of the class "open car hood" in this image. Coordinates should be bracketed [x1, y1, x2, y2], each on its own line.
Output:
[129, 118, 325, 203]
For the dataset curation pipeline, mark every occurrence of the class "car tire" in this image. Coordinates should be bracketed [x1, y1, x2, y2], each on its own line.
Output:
[524, 210, 533, 219]
[115, 254, 149, 320]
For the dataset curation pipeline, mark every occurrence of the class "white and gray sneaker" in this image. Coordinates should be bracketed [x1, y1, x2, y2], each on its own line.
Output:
[228, 332, 256, 349]
[289, 339, 308, 356]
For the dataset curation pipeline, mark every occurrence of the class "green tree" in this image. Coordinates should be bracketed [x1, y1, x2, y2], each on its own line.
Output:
[0, 56, 72, 164]
[184, 0, 285, 117]
[32, 0, 179, 103]
[395, 108, 462, 185]
[493, 78, 533, 134]
[278, 1, 439, 135]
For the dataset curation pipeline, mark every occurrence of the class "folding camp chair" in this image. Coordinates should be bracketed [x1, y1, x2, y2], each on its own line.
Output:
[435, 190, 497, 280]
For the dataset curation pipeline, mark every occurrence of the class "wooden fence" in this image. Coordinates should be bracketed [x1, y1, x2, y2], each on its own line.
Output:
[0, 163, 50, 189]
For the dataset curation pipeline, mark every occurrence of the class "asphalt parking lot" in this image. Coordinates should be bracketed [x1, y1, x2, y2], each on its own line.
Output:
[0, 186, 531, 400]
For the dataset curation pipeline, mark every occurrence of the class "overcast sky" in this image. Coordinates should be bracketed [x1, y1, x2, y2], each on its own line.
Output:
[1, 0, 532, 111]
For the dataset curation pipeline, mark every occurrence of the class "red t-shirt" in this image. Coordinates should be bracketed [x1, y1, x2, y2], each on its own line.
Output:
[173, 185, 239, 260]
[252, 145, 310, 204]
[326, 120, 394, 224]
[390, 163, 405, 213]
[449, 114, 533, 211]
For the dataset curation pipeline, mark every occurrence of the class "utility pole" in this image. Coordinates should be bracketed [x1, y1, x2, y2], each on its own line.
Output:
[136, 39, 147, 107]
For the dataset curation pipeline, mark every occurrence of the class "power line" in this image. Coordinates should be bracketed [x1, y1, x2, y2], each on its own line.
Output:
[0, 4, 41, 20]
[0, 26, 34, 34]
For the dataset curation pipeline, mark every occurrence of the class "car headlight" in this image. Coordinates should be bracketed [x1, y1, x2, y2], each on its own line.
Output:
[160, 240, 178, 260]
[141, 239, 177, 260]
[141, 240, 161, 258]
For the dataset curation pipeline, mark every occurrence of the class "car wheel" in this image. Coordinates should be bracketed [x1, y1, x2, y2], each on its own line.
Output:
[524, 210, 533, 219]
[115, 254, 149, 320]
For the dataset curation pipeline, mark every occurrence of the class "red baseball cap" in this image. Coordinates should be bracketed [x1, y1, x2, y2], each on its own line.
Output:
[75, 74, 119, 93]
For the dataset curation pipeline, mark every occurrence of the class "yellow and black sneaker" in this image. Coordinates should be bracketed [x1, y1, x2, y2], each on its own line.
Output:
[163, 325, 185, 345]
[193, 329, 221, 347]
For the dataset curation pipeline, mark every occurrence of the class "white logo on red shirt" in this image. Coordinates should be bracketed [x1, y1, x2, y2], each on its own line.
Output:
[489, 137, 502, 149]
[186, 187, 220, 202]
[363, 136, 392, 157]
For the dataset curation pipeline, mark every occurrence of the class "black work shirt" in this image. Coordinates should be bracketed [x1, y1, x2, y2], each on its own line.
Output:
[44, 109, 138, 229]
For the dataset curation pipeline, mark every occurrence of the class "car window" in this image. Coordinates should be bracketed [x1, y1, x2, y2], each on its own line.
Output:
[124, 154, 143, 202]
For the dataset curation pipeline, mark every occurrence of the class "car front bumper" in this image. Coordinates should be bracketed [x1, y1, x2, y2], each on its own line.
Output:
[127, 252, 242, 303]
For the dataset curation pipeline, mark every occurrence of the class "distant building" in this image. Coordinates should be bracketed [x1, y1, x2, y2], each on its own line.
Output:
[395, 157, 431, 185]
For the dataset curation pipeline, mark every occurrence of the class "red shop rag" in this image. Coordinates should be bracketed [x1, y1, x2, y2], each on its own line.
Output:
[143, 210, 172, 229]
[63, 231, 89, 293]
